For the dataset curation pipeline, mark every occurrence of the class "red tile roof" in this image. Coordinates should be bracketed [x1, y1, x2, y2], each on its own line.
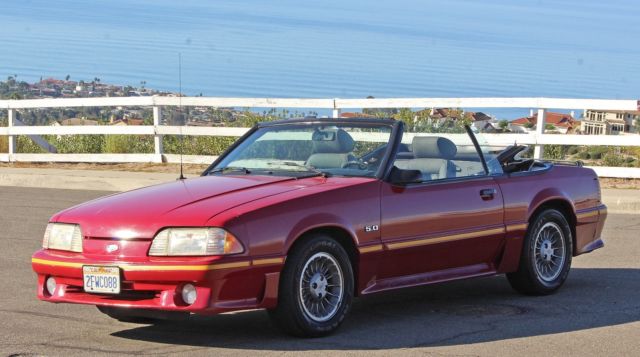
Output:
[339, 112, 374, 118]
[511, 112, 577, 129]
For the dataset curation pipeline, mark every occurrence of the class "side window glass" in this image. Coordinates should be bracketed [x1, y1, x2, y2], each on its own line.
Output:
[393, 130, 487, 181]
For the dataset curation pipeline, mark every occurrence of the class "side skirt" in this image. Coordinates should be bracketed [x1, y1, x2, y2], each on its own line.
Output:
[360, 263, 496, 295]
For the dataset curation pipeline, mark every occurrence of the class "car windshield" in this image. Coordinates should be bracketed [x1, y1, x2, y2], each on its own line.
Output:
[209, 122, 394, 177]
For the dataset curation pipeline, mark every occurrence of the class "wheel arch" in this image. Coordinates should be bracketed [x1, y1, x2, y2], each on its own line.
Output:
[285, 225, 360, 296]
[528, 197, 577, 256]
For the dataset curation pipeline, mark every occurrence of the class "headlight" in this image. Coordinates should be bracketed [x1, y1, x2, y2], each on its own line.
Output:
[42, 223, 83, 252]
[148, 228, 244, 256]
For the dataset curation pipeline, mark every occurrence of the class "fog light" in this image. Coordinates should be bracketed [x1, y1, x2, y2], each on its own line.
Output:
[181, 284, 197, 305]
[45, 277, 57, 295]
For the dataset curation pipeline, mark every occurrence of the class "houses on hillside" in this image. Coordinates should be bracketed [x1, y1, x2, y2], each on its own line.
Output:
[509, 111, 580, 134]
[581, 110, 639, 135]
[52, 118, 100, 126]
[340, 108, 500, 132]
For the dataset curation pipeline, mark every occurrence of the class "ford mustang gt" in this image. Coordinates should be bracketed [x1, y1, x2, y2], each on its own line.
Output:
[32, 118, 607, 337]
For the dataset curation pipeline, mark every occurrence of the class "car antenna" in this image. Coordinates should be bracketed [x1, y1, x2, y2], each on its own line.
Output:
[177, 52, 186, 180]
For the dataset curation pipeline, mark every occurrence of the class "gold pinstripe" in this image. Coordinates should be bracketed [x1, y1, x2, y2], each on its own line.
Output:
[252, 257, 285, 266]
[576, 210, 599, 219]
[385, 227, 506, 250]
[506, 223, 528, 232]
[358, 244, 384, 254]
[31, 257, 251, 271]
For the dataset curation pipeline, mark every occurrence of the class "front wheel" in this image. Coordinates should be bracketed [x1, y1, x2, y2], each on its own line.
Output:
[507, 209, 573, 295]
[268, 234, 354, 337]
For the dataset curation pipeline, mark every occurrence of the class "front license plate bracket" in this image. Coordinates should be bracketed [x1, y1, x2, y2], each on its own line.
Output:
[82, 265, 121, 294]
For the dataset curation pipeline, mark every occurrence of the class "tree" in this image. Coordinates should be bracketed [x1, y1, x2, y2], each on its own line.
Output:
[498, 120, 509, 130]
[545, 123, 556, 131]
[65, 74, 70, 81]
[635, 116, 640, 134]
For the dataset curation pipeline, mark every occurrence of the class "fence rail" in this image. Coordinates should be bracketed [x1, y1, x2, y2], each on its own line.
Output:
[1, 96, 639, 178]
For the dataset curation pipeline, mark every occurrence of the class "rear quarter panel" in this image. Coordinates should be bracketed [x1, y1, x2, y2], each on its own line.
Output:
[494, 165, 604, 272]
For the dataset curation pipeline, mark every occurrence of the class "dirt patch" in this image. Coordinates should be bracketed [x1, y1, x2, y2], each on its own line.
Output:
[599, 178, 640, 189]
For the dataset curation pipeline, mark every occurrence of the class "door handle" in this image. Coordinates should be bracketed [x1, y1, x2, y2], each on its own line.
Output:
[480, 188, 496, 200]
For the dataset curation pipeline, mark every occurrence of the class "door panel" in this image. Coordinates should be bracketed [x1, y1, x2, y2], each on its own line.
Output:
[379, 177, 505, 279]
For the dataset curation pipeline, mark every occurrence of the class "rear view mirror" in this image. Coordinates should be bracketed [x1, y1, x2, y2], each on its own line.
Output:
[389, 167, 423, 185]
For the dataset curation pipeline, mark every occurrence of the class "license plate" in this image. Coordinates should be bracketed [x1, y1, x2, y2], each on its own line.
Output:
[83, 266, 121, 294]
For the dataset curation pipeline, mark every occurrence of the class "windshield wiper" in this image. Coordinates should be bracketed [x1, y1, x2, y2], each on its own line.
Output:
[267, 161, 329, 178]
[207, 166, 252, 175]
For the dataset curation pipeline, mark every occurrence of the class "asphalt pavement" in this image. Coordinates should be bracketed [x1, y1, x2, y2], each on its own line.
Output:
[0, 186, 638, 356]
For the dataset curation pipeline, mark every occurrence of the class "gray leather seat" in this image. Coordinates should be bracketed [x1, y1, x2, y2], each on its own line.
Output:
[395, 136, 457, 180]
[306, 128, 356, 169]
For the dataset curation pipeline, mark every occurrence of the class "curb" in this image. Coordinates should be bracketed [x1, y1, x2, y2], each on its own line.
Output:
[601, 189, 640, 215]
[0, 168, 175, 192]
[0, 168, 638, 214]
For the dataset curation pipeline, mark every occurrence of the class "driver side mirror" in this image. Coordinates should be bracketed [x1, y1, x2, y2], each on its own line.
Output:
[388, 166, 423, 185]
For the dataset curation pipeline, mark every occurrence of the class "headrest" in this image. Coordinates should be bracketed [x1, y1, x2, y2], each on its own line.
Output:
[412, 136, 457, 159]
[312, 128, 355, 153]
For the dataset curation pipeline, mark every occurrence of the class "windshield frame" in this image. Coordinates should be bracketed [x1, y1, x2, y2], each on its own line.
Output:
[202, 118, 403, 179]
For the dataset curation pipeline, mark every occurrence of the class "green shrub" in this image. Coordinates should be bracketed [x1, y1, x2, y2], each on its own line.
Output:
[567, 146, 580, 155]
[544, 145, 566, 160]
[54, 135, 105, 153]
[17, 136, 46, 153]
[104, 135, 153, 153]
[587, 146, 610, 160]
[163, 136, 238, 156]
[602, 153, 624, 167]
[577, 151, 590, 160]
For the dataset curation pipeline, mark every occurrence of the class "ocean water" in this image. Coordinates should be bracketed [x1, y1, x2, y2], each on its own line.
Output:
[1, 0, 638, 118]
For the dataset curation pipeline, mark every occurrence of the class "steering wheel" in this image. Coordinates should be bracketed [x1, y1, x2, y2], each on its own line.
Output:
[342, 160, 368, 170]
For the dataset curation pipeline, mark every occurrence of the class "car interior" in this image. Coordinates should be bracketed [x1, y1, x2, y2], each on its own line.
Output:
[305, 128, 357, 169]
[393, 136, 486, 181]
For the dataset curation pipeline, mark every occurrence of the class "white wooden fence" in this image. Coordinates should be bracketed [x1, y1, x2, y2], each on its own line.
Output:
[1, 96, 639, 178]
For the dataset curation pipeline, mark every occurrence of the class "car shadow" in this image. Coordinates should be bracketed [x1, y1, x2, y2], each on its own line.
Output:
[111, 267, 639, 350]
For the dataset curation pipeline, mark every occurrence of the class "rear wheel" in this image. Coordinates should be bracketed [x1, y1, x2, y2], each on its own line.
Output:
[507, 209, 573, 295]
[268, 234, 354, 337]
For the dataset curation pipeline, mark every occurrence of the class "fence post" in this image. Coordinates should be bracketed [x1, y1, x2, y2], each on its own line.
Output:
[153, 106, 163, 162]
[533, 108, 546, 159]
[7, 109, 16, 161]
[332, 99, 341, 118]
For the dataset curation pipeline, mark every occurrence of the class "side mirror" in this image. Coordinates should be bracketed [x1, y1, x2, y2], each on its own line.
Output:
[389, 166, 423, 185]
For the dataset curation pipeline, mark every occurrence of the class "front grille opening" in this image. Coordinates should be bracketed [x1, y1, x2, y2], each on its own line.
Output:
[65, 285, 160, 301]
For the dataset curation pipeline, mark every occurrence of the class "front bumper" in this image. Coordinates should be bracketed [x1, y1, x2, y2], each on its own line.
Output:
[32, 250, 283, 314]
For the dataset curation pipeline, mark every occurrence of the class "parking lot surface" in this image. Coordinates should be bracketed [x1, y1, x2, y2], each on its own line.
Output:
[1, 186, 638, 356]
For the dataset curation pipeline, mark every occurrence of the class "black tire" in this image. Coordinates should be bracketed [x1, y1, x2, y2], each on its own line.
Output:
[96, 306, 187, 323]
[268, 234, 354, 337]
[507, 208, 573, 295]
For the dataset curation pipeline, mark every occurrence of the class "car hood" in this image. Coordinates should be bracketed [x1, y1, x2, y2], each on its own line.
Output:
[54, 175, 322, 238]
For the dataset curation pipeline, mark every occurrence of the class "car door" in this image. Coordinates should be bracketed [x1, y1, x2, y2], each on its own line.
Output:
[378, 133, 505, 280]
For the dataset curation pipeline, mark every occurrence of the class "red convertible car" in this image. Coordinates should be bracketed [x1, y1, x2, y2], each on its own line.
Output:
[32, 118, 607, 337]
